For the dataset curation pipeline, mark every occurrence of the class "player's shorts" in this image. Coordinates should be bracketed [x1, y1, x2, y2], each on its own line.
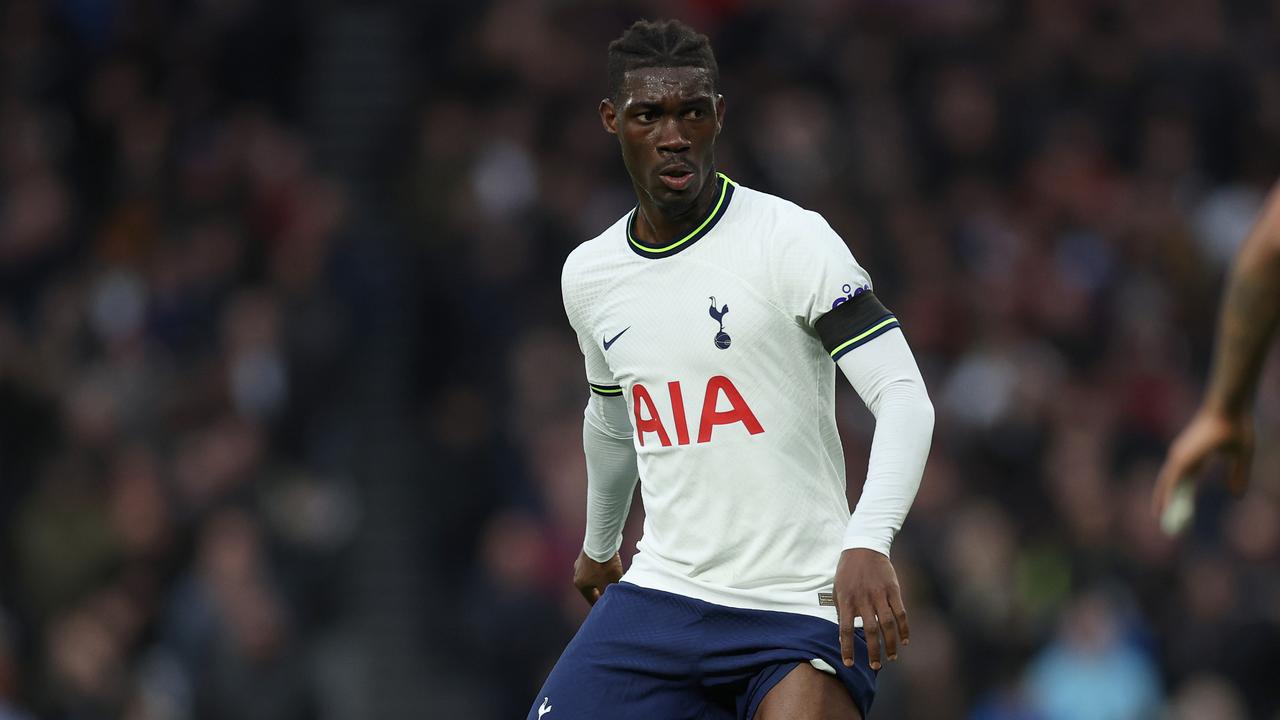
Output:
[527, 581, 877, 720]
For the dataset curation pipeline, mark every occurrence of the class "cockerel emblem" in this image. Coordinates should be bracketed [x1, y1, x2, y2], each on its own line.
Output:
[708, 296, 731, 349]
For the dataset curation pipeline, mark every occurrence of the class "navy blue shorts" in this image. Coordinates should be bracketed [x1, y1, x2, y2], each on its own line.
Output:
[527, 582, 876, 720]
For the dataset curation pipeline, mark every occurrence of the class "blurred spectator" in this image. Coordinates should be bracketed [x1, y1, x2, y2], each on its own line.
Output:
[0, 615, 34, 720]
[1025, 591, 1161, 720]
[1166, 673, 1248, 720]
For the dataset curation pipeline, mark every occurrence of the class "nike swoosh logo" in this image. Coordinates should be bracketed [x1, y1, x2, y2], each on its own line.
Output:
[602, 327, 630, 351]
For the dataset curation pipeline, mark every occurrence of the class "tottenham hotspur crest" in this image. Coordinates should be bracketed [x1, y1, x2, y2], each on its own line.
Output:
[708, 296, 731, 349]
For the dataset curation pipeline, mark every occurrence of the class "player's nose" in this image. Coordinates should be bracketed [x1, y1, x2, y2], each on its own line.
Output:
[655, 119, 691, 154]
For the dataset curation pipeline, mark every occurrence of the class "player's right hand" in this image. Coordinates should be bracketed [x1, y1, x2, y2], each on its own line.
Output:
[573, 550, 623, 605]
[1153, 408, 1254, 518]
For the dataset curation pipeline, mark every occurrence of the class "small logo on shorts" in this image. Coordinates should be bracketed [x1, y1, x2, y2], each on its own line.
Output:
[708, 296, 731, 349]
[538, 697, 553, 718]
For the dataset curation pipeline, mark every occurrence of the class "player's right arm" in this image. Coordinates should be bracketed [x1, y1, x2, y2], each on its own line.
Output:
[1154, 182, 1280, 518]
[574, 392, 635, 603]
[563, 257, 639, 604]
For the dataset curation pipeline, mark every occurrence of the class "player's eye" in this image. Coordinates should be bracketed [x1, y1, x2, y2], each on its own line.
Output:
[636, 110, 657, 123]
[683, 108, 706, 120]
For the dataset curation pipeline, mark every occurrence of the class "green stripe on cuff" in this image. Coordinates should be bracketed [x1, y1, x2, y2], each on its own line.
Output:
[829, 316, 900, 360]
[589, 383, 624, 396]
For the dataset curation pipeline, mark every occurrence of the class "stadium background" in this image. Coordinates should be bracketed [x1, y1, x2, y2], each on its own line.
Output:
[2, 0, 1279, 718]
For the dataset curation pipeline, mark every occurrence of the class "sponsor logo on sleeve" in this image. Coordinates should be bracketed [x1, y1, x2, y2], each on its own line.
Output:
[830, 283, 871, 310]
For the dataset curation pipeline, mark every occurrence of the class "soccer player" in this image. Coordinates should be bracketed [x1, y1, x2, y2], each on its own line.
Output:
[533, 20, 934, 720]
[1154, 182, 1280, 523]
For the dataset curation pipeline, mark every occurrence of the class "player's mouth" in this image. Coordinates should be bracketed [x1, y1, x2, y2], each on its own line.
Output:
[657, 165, 696, 191]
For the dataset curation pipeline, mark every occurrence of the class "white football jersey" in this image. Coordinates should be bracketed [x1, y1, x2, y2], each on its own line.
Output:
[561, 173, 901, 622]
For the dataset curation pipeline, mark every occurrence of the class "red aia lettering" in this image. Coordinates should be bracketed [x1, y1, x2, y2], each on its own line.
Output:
[632, 383, 671, 447]
[697, 375, 764, 443]
[630, 376, 763, 447]
[668, 381, 690, 446]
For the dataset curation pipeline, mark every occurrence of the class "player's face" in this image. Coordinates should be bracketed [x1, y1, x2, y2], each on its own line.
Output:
[600, 67, 724, 214]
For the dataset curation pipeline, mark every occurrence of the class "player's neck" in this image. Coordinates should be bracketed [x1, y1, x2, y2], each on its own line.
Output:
[631, 171, 720, 247]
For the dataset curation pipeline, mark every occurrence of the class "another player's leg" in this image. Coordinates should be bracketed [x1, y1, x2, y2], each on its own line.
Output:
[753, 663, 861, 720]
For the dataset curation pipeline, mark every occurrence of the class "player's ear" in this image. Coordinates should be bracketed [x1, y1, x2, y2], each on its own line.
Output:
[715, 94, 725, 135]
[600, 98, 619, 135]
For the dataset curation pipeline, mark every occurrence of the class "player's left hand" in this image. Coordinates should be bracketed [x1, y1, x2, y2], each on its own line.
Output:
[834, 548, 909, 671]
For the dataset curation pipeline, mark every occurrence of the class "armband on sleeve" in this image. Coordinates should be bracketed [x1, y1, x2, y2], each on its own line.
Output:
[814, 290, 901, 362]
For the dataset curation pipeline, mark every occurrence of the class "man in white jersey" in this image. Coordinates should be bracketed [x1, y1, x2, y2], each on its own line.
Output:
[529, 19, 934, 720]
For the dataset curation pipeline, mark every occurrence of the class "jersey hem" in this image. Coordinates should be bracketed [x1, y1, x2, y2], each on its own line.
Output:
[621, 562, 841, 625]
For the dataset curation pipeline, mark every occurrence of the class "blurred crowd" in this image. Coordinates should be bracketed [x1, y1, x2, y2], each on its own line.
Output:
[1, 1, 360, 718]
[4, 0, 1280, 719]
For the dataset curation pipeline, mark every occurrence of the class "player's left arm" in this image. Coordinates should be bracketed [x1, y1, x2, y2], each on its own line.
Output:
[817, 293, 934, 672]
[776, 211, 933, 673]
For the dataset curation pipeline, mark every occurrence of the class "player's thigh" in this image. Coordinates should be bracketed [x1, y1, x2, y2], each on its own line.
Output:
[753, 664, 861, 720]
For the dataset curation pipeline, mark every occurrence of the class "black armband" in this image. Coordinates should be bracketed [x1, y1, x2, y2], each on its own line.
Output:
[813, 291, 900, 361]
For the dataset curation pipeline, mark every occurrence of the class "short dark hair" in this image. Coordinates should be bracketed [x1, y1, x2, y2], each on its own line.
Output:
[607, 19, 719, 102]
